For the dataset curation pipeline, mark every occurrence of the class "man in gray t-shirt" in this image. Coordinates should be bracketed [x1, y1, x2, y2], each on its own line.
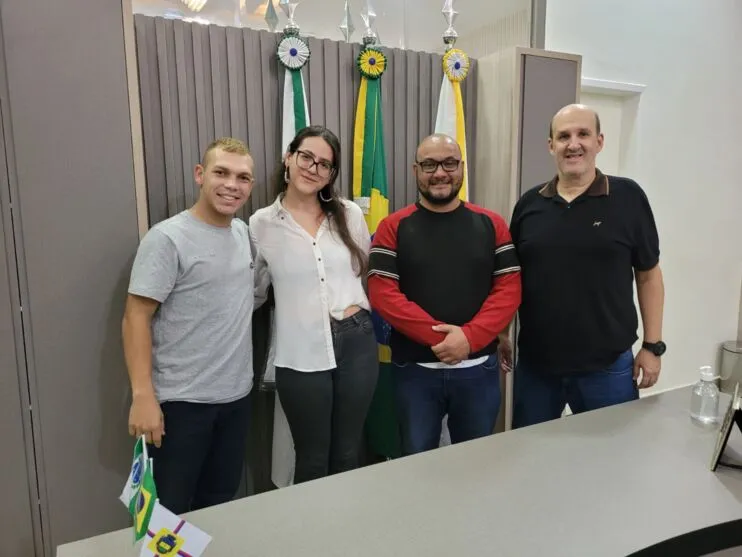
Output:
[123, 137, 262, 514]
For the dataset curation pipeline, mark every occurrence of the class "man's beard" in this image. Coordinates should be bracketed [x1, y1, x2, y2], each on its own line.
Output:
[418, 179, 461, 205]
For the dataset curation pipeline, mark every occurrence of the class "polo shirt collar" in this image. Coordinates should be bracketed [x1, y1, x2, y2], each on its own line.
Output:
[539, 169, 610, 198]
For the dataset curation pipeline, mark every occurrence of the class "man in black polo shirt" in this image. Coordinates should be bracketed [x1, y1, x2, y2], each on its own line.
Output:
[368, 134, 521, 455]
[505, 104, 665, 427]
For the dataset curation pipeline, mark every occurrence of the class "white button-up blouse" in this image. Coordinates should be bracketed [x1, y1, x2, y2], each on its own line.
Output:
[249, 196, 371, 372]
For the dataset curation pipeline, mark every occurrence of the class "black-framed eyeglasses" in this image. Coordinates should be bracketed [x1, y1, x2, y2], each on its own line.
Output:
[415, 158, 462, 174]
[295, 150, 335, 178]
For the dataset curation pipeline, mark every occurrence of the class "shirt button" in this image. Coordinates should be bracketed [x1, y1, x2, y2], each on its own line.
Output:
[318, 257, 322, 261]
[321, 278, 325, 282]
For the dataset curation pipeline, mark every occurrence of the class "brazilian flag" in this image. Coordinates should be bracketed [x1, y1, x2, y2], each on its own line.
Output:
[130, 458, 157, 541]
[353, 45, 401, 459]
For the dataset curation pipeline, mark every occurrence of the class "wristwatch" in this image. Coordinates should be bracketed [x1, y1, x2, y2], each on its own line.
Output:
[642, 340, 667, 356]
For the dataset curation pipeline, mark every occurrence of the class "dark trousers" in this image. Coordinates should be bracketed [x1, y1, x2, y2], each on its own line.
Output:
[148, 394, 250, 514]
[276, 310, 379, 484]
[392, 355, 501, 456]
[513, 349, 638, 428]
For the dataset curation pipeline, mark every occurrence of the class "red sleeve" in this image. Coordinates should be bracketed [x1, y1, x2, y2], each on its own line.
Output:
[461, 208, 522, 353]
[367, 213, 446, 347]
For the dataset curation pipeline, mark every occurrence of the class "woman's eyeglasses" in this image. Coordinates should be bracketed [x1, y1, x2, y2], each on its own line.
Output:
[296, 150, 335, 178]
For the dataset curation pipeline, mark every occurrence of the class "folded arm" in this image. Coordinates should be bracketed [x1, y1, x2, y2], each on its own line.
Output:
[461, 214, 522, 353]
[367, 218, 445, 347]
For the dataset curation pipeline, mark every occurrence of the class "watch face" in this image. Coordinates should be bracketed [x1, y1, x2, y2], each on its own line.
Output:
[653, 341, 666, 356]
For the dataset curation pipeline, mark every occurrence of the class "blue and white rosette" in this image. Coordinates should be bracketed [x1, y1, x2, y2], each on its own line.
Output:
[277, 35, 310, 70]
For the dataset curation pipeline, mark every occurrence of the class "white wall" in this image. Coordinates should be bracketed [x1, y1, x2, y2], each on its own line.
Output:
[578, 92, 624, 175]
[456, 7, 530, 59]
[546, 0, 742, 392]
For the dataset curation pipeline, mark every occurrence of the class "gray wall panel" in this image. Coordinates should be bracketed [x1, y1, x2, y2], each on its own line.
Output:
[135, 15, 167, 225]
[337, 41, 358, 198]
[464, 58, 478, 203]
[530, 0, 547, 49]
[404, 51, 420, 207]
[322, 41, 341, 165]
[519, 55, 580, 193]
[391, 48, 407, 209]
[1, 0, 140, 551]
[0, 102, 37, 557]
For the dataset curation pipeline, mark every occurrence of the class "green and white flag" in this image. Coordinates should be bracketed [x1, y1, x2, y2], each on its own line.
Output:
[281, 68, 309, 152]
[119, 435, 148, 508]
[277, 34, 310, 152]
[271, 29, 311, 489]
[120, 436, 157, 542]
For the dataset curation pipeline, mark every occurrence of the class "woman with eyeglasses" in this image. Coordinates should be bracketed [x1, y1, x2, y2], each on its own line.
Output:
[249, 125, 378, 484]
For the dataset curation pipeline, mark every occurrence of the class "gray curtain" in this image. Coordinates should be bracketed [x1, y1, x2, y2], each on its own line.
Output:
[133, 15, 478, 494]
[134, 15, 478, 224]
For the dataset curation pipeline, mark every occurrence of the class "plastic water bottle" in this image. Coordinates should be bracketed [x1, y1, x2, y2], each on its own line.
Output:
[690, 365, 720, 424]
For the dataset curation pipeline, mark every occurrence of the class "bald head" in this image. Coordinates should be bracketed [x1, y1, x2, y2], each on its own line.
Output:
[413, 133, 464, 209]
[416, 133, 462, 161]
[548, 103, 604, 180]
[549, 104, 601, 139]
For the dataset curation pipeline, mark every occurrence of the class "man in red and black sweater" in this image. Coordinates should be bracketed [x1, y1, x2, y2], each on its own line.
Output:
[368, 134, 521, 456]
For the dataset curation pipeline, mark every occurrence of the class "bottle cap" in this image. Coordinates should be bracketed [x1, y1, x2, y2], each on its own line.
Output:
[700, 365, 717, 381]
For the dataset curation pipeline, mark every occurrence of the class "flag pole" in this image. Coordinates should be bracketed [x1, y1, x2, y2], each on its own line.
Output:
[434, 0, 470, 203]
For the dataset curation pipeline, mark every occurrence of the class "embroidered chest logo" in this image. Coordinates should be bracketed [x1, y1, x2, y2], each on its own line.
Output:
[593, 221, 602, 227]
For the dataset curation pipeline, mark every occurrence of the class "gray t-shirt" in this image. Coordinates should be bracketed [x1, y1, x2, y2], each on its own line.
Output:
[128, 210, 255, 403]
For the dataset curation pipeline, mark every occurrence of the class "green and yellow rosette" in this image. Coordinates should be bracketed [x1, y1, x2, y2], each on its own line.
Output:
[357, 48, 387, 79]
[442, 48, 469, 82]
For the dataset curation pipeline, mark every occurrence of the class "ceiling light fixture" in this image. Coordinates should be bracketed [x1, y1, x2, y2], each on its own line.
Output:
[180, 0, 209, 13]
[253, 0, 280, 16]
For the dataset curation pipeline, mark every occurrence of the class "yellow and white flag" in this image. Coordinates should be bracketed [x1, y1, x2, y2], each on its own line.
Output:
[434, 47, 471, 447]
[138, 501, 211, 557]
[434, 48, 471, 201]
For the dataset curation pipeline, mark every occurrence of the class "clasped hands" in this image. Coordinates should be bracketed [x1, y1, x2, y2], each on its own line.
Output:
[431, 324, 471, 365]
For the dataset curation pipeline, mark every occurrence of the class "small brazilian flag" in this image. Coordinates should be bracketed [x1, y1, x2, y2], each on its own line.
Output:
[130, 458, 157, 542]
[119, 435, 147, 508]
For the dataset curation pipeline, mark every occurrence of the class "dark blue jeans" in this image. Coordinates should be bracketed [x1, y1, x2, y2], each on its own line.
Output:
[148, 394, 250, 514]
[513, 349, 638, 428]
[393, 355, 501, 456]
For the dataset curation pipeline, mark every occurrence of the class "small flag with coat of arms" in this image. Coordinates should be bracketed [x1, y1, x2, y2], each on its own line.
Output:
[119, 435, 157, 541]
[119, 435, 148, 507]
[139, 500, 212, 557]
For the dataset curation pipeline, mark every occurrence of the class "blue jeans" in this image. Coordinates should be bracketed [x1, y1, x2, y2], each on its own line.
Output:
[513, 349, 638, 428]
[393, 355, 501, 455]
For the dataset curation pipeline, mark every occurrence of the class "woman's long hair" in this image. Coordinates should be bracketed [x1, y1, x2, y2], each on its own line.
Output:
[273, 125, 367, 277]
